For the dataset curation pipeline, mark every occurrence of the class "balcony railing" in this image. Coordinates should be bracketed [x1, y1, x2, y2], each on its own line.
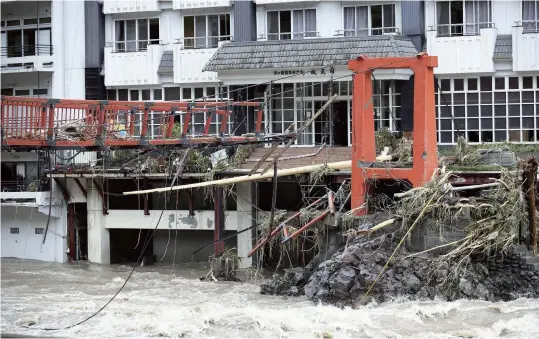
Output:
[334, 27, 400, 37]
[515, 20, 539, 34]
[258, 31, 320, 41]
[176, 35, 232, 49]
[1, 44, 54, 58]
[1, 180, 49, 193]
[107, 39, 162, 53]
[431, 22, 495, 37]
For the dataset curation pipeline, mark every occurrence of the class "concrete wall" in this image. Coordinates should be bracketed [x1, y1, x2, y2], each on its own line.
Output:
[1, 206, 66, 262]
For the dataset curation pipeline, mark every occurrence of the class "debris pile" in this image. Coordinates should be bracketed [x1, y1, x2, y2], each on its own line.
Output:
[260, 165, 539, 305]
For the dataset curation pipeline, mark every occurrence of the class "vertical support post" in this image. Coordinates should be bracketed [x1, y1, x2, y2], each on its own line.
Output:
[524, 157, 538, 254]
[350, 70, 374, 214]
[188, 188, 194, 216]
[47, 101, 55, 139]
[141, 106, 149, 138]
[67, 203, 76, 261]
[166, 110, 175, 138]
[214, 184, 225, 255]
[409, 64, 438, 187]
[143, 177, 150, 216]
[182, 106, 192, 138]
[255, 108, 263, 136]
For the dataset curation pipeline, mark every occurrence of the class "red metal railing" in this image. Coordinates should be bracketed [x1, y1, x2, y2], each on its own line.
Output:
[1, 96, 265, 149]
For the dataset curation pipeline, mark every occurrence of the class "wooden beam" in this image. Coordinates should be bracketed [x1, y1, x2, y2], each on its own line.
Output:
[73, 178, 87, 199]
[53, 177, 70, 203]
[123, 160, 352, 195]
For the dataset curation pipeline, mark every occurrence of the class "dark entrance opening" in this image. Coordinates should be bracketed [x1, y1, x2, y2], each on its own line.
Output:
[74, 203, 88, 261]
[109, 229, 154, 264]
[332, 101, 349, 146]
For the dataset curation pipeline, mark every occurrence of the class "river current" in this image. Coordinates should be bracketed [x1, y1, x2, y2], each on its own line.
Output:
[1, 259, 538, 338]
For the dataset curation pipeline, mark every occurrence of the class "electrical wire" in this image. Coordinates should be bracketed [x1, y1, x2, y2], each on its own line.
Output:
[22, 150, 180, 331]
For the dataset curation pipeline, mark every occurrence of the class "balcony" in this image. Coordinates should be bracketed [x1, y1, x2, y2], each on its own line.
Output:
[102, 0, 159, 14]
[172, 37, 229, 83]
[104, 41, 163, 87]
[1, 44, 54, 73]
[172, 0, 231, 10]
[255, 0, 319, 4]
[334, 27, 400, 37]
[426, 23, 497, 75]
[512, 21, 539, 72]
[257, 31, 320, 41]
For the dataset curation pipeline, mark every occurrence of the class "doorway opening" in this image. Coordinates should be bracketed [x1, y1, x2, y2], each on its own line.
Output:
[313, 100, 349, 146]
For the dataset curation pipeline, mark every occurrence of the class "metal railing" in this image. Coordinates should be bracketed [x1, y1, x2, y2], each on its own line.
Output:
[107, 39, 162, 53]
[258, 31, 320, 41]
[0, 180, 49, 193]
[515, 20, 539, 34]
[432, 22, 495, 37]
[176, 35, 232, 49]
[334, 27, 400, 37]
[1, 44, 54, 58]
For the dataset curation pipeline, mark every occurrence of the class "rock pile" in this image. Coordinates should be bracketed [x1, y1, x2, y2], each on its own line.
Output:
[260, 235, 539, 306]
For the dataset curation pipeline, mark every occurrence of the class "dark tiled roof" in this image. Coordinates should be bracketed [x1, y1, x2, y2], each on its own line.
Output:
[203, 35, 418, 72]
[493, 35, 512, 60]
[157, 50, 174, 74]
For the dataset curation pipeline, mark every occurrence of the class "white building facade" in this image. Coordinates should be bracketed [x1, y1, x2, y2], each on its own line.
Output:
[1, 0, 104, 263]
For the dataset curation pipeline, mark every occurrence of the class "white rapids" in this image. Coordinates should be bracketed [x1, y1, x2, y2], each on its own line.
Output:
[1, 259, 539, 338]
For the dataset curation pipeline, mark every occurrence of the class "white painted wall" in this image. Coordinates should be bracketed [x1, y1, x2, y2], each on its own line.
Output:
[103, 0, 160, 14]
[513, 26, 539, 72]
[104, 44, 164, 86]
[173, 0, 232, 10]
[173, 46, 219, 83]
[1, 206, 66, 263]
[103, 209, 243, 231]
[51, 0, 86, 99]
[426, 28, 497, 75]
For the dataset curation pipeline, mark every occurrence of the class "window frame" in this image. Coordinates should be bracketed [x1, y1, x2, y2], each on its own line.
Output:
[434, 0, 493, 37]
[435, 75, 539, 144]
[522, 0, 539, 33]
[266, 8, 318, 40]
[341, 4, 397, 36]
[182, 13, 231, 49]
[113, 18, 160, 52]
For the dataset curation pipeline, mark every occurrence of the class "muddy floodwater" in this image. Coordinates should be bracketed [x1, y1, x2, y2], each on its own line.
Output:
[1, 259, 539, 338]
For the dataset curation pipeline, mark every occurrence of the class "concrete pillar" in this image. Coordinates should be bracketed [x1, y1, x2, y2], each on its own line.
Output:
[236, 182, 253, 268]
[87, 180, 110, 264]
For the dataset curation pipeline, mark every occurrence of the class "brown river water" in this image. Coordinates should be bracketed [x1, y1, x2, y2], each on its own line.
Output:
[1, 259, 539, 338]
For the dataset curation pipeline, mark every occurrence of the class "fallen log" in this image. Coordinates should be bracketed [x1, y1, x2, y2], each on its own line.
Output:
[123, 160, 352, 195]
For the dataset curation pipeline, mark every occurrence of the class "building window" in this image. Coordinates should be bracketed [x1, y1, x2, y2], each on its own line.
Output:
[1, 19, 53, 57]
[342, 4, 396, 36]
[435, 1, 492, 37]
[267, 9, 317, 40]
[35, 228, 44, 235]
[10, 228, 19, 234]
[114, 18, 159, 52]
[183, 14, 231, 49]
[522, 1, 539, 33]
[436, 76, 539, 144]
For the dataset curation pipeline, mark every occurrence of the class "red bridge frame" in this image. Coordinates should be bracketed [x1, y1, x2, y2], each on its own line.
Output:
[1, 96, 270, 150]
[348, 54, 439, 214]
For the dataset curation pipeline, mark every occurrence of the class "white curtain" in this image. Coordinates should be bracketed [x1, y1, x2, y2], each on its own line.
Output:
[125, 20, 136, 51]
[436, 1, 450, 36]
[465, 1, 475, 34]
[304, 9, 316, 37]
[343, 7, 355, 36]
[356, 6, 368, 36]
[522, 1, 537, 32]
[293, 10, 303, 38]
[195, 16, 206, 48]
[475, 1, 491, 29]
